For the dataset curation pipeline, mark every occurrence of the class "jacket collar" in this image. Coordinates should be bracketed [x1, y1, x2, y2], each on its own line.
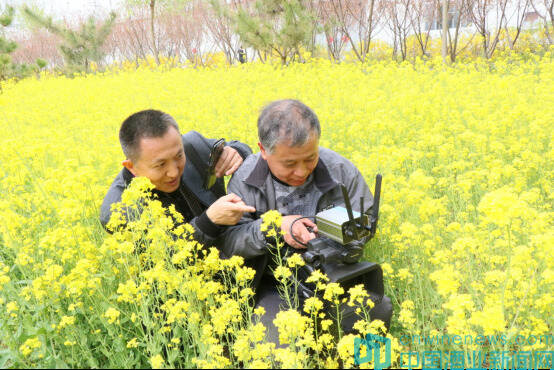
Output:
[122, 167, 135, 185]
[244, 155, 271, 187]
[244, 152, 338, 194]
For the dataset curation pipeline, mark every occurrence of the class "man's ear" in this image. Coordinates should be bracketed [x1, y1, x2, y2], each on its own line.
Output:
[258, 142, 268, 161]
[122, 159, 137, 176]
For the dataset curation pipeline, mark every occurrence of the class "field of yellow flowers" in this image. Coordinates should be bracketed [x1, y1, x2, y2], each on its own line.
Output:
[0, 52, 553, 368]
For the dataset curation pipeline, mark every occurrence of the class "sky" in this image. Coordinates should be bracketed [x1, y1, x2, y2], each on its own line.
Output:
[0, 0, 125, 35]
[2, 0, 124, 24]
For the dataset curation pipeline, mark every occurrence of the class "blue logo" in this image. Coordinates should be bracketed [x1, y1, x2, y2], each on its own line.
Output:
[354, 333, 391, 369]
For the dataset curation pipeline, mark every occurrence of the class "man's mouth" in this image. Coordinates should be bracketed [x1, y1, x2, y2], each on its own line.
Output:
[289, 178, 306, 186]
[167, 178, 179, 186]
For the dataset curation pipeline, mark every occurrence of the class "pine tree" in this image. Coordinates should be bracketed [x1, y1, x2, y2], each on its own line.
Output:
[22, 7, 116, 74]
[233, 0, 316, 65]
[0, 6, 35, 89]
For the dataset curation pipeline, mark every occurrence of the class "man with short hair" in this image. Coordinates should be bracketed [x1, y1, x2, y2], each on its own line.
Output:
[222, 99, 392, 340]
[100, 109, 255, 245]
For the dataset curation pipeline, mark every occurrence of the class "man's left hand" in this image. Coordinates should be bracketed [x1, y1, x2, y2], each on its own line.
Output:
[215, 146, 243, 177]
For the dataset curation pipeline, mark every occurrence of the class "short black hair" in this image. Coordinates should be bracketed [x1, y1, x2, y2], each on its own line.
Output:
[119, 110, 180, 161]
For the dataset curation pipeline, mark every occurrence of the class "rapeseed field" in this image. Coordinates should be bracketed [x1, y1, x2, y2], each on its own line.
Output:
[0, 53, 552, 368]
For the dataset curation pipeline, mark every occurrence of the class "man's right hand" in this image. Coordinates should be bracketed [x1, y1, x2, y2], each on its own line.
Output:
[280, 215, 318, 249]
[206, 193, 256, 226]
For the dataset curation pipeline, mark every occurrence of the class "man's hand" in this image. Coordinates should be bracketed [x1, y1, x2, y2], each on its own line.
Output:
[206, 193, 256, 225]
[215, 146, 243, 177]
[280, 215, 318, 249]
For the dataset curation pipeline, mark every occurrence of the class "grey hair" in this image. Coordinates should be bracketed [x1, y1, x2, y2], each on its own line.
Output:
[257, 99, 321, 153]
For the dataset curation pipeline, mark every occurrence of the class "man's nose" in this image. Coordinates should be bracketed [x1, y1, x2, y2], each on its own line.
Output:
[167, 162, 179, 178]
[294, 165, 309, 178]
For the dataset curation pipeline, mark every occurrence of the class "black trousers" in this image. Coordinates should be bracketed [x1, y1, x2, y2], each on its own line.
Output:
[255, 275, 393, 345]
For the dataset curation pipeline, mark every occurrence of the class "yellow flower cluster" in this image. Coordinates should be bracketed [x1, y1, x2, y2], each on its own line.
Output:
[103, 307, 121, 324]
[0, 52, 552, 367]
[150, 354, 165, 369]
[19, 337, 42, 358]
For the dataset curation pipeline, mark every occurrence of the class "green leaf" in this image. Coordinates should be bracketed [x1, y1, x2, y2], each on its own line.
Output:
[36, 58, 47, 69]
[0, 349, 14, 368]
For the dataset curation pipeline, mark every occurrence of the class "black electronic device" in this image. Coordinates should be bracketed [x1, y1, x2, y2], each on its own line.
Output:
[289, 174, 382, 268]
[284, 174, 386, 333]
[203, 138, 225, 189]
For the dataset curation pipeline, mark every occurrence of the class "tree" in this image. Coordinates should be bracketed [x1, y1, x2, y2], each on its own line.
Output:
[467, 0, 509, 58]
[126, 0, 162, 64]
[234, 0, 316, 65]
[0, 7, 18, 77]
[0, 6, 38, 90]
[384, 0, 411, 61]
[404, 0, 436, 59]
[126, 0, 215, 65]
[442, 0, 449, 61]
[161, 1, 207, 66]
[206, 0, 242, 65]
[317, 0, 351, 61]
[322, 0, 383, 63]
[23, 7, 116, 73]
[103, 14, 150, 65]
[503, 0, 532, 50]
[531, 0, 553, 45]
[444, 0, 475, 62]
[302, 0, 323, 56]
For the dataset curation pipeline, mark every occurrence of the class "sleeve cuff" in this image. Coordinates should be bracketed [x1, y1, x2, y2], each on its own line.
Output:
[195, 211, 224, 238]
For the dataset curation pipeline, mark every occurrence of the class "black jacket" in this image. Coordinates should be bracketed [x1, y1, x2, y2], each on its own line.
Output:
[99, 131, 252, 245]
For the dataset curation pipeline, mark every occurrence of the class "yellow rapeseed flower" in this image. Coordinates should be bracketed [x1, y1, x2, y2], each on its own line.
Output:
[103, 307, 121, 324]
[126, 338, 139, 348]
[19, 337, 41, 357]
[150, 354, 165, 369]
